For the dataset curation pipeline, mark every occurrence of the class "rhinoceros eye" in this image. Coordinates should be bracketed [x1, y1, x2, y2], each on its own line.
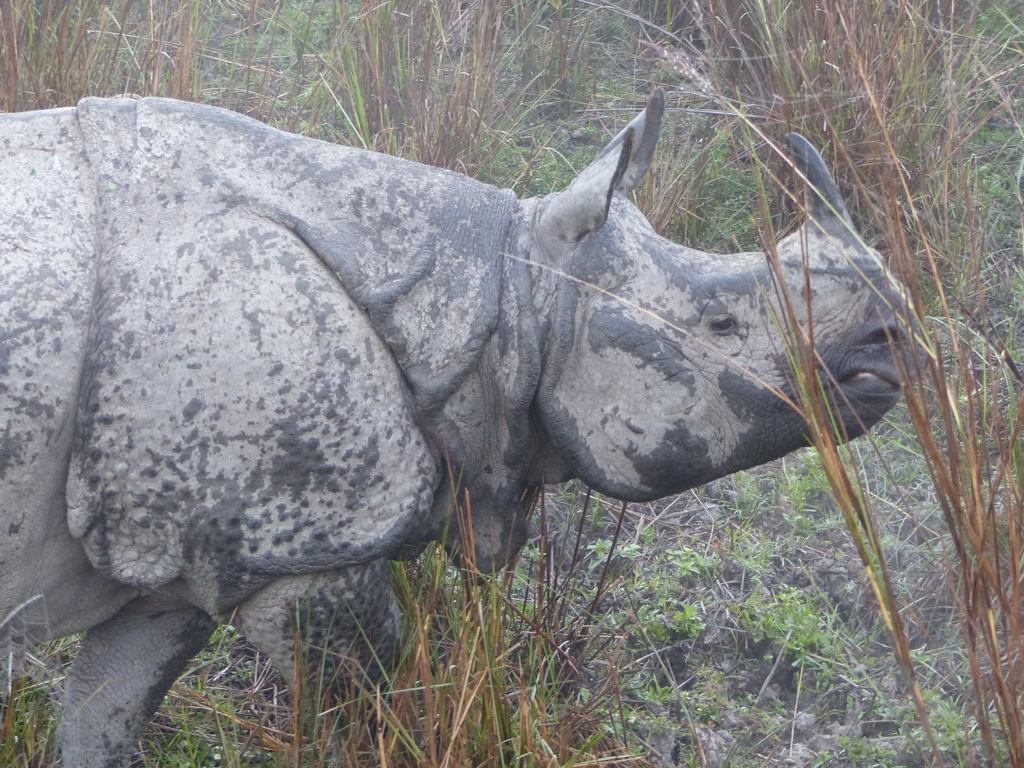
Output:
[709, 314, 739, 336]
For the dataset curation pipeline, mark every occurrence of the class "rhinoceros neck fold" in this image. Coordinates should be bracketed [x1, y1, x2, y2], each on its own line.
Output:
[292, 187, 520, 415]
[408, 219, 550, 572]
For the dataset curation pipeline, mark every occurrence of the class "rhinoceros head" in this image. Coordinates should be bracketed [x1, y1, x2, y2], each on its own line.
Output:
[527, 89, 908, 502]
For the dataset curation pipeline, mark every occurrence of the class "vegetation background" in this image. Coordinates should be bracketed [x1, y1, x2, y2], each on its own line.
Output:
[1, 0, 1023, 766]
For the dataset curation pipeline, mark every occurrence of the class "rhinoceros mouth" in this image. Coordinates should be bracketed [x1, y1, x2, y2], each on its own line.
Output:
[830, 365, 903, 434]
[833, 323, 905, 401]
[802, 365, 901, 439]
[839, 369, 901, 395]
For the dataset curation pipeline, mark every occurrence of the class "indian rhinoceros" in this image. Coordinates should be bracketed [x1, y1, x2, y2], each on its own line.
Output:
[1, 89, 908, 767]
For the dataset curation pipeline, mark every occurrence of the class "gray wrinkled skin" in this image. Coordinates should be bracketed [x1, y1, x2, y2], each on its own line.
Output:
[0, 91, 908, 767]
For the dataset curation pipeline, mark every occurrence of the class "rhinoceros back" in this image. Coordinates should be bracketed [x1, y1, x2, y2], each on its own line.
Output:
[55, 98, 514, 609]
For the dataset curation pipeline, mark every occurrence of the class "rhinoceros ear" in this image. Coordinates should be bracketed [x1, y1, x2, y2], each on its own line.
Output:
[538, 88, 665, 244]
[784, 133, 855, 240]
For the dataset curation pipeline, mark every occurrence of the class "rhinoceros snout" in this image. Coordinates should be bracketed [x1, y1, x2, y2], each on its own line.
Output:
[826, 318, 910, 435]
[857, 322, 906, 350]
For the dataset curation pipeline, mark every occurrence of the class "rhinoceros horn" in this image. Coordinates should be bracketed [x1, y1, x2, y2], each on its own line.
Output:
[785, 131, 856, 242]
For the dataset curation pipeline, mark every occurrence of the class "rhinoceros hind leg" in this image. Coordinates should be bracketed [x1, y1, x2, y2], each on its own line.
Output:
[60, 601, 216, 768]
[233, 560, 401, 699]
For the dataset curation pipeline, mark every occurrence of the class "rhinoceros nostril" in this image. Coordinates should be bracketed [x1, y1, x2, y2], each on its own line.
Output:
[861, 325, 902, 347]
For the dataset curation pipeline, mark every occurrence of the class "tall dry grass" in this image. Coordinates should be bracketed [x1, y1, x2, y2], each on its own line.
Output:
[653, 0, 1024, 763]
[279, 513, 642, 768]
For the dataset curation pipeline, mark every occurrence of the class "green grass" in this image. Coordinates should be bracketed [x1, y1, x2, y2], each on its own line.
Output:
[2, 0, 1024, 765]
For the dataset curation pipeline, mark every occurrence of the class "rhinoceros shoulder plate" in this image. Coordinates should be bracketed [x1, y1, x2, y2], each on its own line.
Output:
[61, 98, 520, 605]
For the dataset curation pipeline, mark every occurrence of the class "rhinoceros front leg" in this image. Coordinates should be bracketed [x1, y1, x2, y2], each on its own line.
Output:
[233, 560, 401, 699]
[60, 599, 216, 768]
